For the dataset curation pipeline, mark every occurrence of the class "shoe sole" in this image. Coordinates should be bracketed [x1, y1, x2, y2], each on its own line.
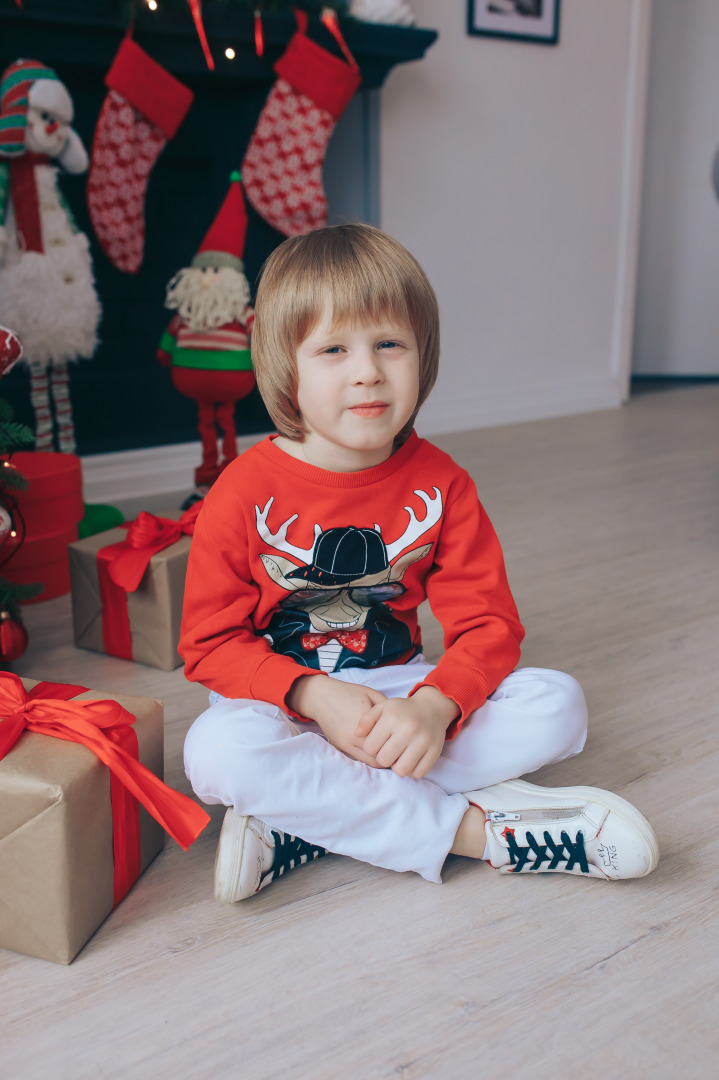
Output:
[214, 810, 251, 903]
[493, 779, 660, 877]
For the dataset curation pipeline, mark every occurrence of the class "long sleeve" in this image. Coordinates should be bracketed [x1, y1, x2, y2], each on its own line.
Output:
[408, 469, 524, 735]
[179, 469, 323, 708]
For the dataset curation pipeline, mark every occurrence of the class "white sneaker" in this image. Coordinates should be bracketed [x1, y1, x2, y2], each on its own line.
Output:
[464, 779, 659, 880]
[214, 809, 327, 902]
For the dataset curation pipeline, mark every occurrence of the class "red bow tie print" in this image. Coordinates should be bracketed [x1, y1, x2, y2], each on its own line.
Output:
[301, 630, 368, 654]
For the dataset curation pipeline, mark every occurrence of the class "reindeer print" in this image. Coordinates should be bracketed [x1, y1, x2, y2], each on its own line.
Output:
[255, 488, 443, 673]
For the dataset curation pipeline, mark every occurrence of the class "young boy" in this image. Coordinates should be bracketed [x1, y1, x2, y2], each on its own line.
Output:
[180, 223, 658, 901]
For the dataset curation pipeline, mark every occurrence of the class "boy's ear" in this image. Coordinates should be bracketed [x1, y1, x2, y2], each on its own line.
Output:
[260, 553, 306, 590]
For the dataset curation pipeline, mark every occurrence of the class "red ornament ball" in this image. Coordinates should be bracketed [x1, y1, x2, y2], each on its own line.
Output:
[0, 326, 23, 378]
[0, 611, 28, 662]
[0, 505, 12, 541]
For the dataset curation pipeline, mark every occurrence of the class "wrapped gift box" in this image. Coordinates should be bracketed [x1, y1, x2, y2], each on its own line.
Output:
[0, 675, 209, 965]
[68, 508, 198, 671]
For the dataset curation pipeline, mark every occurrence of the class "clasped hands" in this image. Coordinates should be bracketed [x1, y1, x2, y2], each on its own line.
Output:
[287, 674, 459, 780]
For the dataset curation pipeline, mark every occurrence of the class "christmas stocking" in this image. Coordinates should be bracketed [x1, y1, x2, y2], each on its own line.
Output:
[242, 10, 361, 236]
[87, 37, 194, 273]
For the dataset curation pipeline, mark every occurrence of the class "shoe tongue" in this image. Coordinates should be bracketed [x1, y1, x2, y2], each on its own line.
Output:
[261, 823, 280, 873]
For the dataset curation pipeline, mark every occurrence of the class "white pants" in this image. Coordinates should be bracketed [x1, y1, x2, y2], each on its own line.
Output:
[184, 661, 588, 883]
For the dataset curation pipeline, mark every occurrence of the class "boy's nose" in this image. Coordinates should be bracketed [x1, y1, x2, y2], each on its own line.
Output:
[352, 349, 383, 383]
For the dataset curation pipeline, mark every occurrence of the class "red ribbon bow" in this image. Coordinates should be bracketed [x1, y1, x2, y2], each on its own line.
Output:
[301, 629, 368, 654]
[97, 504, 201, 661]
[0, 673, 210, 907]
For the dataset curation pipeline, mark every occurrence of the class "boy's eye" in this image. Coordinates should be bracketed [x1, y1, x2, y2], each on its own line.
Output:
[378, 341, 399, 350]
[323, 346, 343, 355]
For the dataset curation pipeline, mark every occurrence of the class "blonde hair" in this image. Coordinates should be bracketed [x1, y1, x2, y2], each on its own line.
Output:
[251, 222, 440, 444]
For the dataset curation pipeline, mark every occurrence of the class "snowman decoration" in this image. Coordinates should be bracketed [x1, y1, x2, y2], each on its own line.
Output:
[0, 60, 101, 453]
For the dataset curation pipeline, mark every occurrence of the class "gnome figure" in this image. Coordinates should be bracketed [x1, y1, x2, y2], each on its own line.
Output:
[158, 172, 256, 490]
[0, 60, 101, 453]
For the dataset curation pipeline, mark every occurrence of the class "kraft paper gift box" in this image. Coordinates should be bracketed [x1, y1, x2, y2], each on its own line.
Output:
[0, 675, 210, 965]
[68, 507, 199, 671]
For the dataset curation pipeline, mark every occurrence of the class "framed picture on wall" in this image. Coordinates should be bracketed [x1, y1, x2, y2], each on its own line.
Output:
[467, 0, 561, 45]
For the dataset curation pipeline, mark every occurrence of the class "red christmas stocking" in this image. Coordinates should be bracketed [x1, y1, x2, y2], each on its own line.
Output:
[242, 10, 361, 236]
[87, 37, 194, 273]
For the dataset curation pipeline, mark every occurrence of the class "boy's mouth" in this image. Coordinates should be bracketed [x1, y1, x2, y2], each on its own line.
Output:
[349, 402, 389, 418]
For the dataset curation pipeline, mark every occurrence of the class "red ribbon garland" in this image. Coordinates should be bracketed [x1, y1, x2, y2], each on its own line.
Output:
[96, 504, 201, 662]
[254, 9, 264, 58]
[0, 672, 210, 907]
[319, 8, 361, 75]
[187, 0, 215, 71]
[185, 4, 357, 75]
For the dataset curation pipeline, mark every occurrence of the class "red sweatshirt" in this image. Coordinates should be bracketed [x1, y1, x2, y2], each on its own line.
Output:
[179, 430, 524, 736]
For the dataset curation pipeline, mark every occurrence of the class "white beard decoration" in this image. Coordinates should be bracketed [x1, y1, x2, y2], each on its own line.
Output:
[164, 266, 251, 331]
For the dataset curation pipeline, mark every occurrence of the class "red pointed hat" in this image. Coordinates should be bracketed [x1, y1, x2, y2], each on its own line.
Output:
[192, 170, 248, 271]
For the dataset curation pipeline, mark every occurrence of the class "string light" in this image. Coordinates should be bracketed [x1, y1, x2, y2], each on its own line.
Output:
[147, 0, 158, 11]
[225, 47, 236, 60]
[9, 531, 16, 538]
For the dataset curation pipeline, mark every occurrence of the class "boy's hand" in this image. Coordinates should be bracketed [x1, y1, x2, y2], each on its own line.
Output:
[354, 686, 460, 780]
[287, 675, 388, 768]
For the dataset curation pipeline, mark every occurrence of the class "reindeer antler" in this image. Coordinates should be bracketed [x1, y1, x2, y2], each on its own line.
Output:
[385, 488, 443, 562]
[255, 498, 321, 563]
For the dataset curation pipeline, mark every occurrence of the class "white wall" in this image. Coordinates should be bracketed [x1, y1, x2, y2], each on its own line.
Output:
[380, 0, 651, 435]
[633, 0, 719, 375]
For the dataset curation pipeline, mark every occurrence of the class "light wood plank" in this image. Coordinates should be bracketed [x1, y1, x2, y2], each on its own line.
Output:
[2, 384, 718, 1079]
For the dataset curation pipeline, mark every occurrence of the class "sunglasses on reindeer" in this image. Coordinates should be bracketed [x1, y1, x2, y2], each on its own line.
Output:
[289, 582, 407, 605]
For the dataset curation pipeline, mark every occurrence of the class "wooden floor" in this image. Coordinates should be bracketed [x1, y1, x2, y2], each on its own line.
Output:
[3, 384, 718, 1079]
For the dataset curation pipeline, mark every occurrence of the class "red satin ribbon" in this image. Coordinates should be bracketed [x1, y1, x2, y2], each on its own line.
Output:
[96, 503, 201, 661]
[0, 672, 210, 907]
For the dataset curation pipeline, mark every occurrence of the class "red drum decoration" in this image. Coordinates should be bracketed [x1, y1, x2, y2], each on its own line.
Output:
[0, 610, 28, 661]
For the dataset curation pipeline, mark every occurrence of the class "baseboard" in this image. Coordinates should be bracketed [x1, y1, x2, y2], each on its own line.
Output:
[82, 375, 626, 503]
[81, 433, 266, 504]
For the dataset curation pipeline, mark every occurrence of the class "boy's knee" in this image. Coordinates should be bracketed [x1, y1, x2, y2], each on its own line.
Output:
[533, 668, 588, 757]
[183, 698, 296, 802]
[503, 667, 588, 758]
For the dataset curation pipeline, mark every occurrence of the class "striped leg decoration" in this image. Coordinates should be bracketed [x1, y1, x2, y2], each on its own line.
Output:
[29, 362, 54, 452]
[197, 402, 219, 471]
[50, 360, 77, 454]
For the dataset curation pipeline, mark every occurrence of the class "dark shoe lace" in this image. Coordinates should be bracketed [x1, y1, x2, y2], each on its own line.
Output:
[506, 829, 589, 873]
[269, 830, 327, 881]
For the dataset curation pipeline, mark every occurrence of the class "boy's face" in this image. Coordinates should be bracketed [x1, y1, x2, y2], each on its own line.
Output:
[293, 312, 420, 472]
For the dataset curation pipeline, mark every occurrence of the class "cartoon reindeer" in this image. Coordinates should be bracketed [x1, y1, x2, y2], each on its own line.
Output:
[255, 488, 443, 673]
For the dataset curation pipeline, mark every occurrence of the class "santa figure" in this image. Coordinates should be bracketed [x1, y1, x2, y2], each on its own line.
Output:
[158, 171, 256, 490]
[0, 60, 101, 453]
